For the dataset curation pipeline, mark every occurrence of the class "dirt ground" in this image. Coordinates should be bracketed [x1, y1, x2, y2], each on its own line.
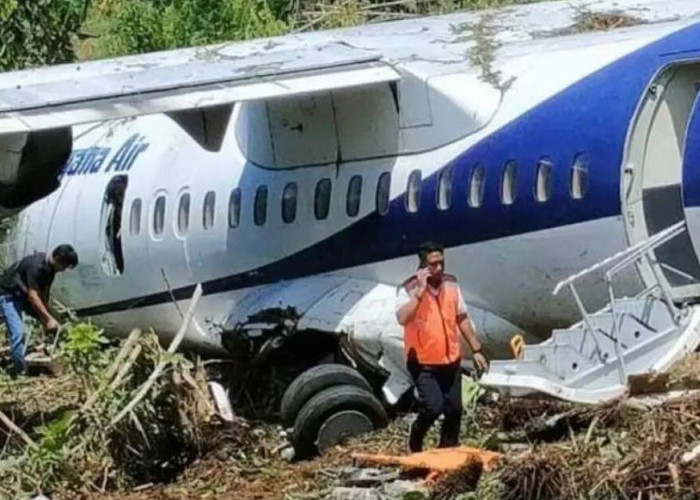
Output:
[86, 413, 415, 500]
[5, 339, 700, 500]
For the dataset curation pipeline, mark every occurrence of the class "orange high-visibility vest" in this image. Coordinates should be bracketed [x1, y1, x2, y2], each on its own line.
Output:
[402, 275, 462, 365]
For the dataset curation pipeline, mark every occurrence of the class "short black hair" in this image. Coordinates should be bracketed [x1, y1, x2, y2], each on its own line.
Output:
[52, 244, 79, 268]
[418, 241, 444, 266]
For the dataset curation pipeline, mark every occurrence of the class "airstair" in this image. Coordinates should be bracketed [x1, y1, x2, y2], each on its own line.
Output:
[480, 221, 700, 403]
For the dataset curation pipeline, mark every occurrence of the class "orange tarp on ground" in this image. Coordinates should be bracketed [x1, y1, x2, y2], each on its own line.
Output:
[351, 446, 501, 473]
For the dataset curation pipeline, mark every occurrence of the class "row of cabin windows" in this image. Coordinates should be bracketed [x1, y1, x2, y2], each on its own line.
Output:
[407, 154, 589, 212]
[128, 155, 590, 236]
[129, 175, 387, 237]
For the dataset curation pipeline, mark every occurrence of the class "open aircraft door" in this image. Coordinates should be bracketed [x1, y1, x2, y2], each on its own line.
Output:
[681, 88, 700, 299]
[623, 62, 700, 302]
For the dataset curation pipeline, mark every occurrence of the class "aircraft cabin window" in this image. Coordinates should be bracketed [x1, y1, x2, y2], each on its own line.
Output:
[282, 182, 298, 224]
[129, 198, 142, 235]
[203, 191, 216, 230]
[570, 153, 589, 200]
[406, 170, 422, 213]
[347, 175, 363, 217]
[228, 188, 241, 228]
[153, 195, 166, 236]
[534, 157, 554, 203]
[254, 185, 268, 226]
[314, 178, 332, 220]
[468, 165, 485, 208]
[437, 165, 453, 210]
[501, 161, 517, 205]
[376, 172, 391, 216]
[177, 193, 190, 235]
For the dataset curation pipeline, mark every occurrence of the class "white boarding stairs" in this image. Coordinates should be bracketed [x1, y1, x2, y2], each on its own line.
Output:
[480, 221, 700, 404]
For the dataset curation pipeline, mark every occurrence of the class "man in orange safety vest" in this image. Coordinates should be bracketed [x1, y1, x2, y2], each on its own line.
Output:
[396, 241, 489, 452]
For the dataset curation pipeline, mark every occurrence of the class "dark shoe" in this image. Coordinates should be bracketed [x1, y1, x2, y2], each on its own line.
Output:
[8, 361, 26, 379]
[408, 420, 423, 453]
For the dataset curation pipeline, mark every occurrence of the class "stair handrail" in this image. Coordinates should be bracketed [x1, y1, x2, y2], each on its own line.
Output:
[605, 227, 689, 326]
[606, 222, 687, 280]
[552, 221, 686, 296]
[602, 223, 687, 383]
[553, 221, 686, 382]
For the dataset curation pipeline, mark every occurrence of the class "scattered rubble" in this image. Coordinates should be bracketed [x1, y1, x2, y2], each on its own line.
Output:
[429, 460, 484, 500]
[325, 487, 383, 500]
[3, 316, 700, 500]
[494, 393, 700, 500]
[343, 468, 400, 487]
[383, 479, 429, 499]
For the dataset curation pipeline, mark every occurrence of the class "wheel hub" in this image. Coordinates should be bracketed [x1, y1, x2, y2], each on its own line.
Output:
[316, 410, 374, 452]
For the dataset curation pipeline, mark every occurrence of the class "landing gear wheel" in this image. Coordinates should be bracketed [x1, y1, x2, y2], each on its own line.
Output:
[291, 384, 388, 459]
[280, 364, 372, 427]
[316, 410, 374, 453]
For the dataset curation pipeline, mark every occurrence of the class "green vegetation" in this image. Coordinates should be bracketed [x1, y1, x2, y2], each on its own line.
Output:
[79, 0, 287, 58]
[285, 0, 543, 31]
[0, 323, 216, 499]
[82, 0, 550, 57]
[0, 0, 89, 70]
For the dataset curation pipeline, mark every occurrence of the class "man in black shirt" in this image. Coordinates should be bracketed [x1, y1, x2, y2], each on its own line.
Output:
[0, 244, 78, 375]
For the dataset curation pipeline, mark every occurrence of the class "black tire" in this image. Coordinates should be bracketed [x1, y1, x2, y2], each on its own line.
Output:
[291, 384, 388, 459]
[280, 364, 372, 427]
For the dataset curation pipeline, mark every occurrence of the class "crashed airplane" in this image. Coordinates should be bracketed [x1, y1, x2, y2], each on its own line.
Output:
[3, 0, 700, 457]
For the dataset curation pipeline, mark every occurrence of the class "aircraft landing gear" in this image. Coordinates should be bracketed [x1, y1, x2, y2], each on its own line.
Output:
[281, 364, 388, 459]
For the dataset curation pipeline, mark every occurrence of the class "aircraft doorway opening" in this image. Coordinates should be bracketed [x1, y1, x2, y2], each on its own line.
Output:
[100, 175, 128, 276]
[623, 61, 700, 302]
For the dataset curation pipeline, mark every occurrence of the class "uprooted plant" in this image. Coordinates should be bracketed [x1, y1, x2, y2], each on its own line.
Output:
[0, 319, 222, 500]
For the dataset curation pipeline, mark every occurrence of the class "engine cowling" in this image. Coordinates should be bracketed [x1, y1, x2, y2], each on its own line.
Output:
[0, 127, 72, 218]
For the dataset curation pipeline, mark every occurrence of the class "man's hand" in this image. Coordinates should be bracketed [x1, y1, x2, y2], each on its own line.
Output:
[415, 268, 430, 297]
[397, 269, 430, 325]
[44, 317, 59, 334]
[473, 351, 489, 374]
[27, 289, 56, 331]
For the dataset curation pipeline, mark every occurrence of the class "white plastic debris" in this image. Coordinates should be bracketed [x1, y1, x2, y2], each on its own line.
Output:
[208, 381, 234, 422]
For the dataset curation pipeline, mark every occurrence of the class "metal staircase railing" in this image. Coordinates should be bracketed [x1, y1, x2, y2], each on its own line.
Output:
[480, 220, 700, 403]
[552, 221, 687, 387]
[552, 221, 686, 295]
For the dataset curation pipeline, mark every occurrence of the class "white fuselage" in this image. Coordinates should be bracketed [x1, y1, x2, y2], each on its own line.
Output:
[9, 2, 700, 388]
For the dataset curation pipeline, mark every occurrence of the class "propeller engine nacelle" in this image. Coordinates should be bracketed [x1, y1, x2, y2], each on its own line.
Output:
[0, 127, 72, 218]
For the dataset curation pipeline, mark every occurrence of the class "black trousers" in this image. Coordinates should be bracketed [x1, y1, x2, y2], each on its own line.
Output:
[408, 361, 462, 452]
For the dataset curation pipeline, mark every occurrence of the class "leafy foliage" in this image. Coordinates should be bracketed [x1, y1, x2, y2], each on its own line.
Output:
[0, 0, 550, 69]
[0, 0, 89, 70]
[77, 0, 548, 59]
[84, 0, 287, 58]
[0, 324, 215, 498]
[24, 412, 74, 489]
[286, 0, 546, 31]
[60, 322, 111, 390]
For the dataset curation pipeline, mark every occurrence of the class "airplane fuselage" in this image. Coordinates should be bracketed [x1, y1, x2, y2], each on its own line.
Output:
[8, 3, 700, 400]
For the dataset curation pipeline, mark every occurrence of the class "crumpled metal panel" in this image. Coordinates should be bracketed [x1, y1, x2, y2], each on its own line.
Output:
[222, 275, 350, 331]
